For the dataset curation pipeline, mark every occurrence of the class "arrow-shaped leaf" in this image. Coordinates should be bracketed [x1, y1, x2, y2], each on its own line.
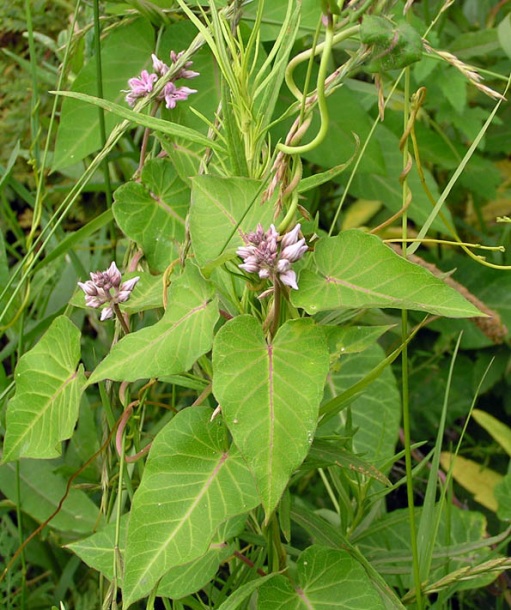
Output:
[292, 231, 484, 318]
[88, 263, 218, 384]
[122, 406, 259, 606]
[3, 316, 86, 462]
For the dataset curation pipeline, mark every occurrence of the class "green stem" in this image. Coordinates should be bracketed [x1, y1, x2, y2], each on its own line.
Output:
[277, 18, 336, 155]
[93, 0, 112, 207]
[401, 67, 423, 610]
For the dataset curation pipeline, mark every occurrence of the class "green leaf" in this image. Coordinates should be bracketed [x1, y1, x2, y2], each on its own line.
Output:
[67, 515, 234, 599]
[437, 69, 467, 115]
[213, 317, 330, 518]
[88, 263, 218, 384]
[3, 316, 87, 462]
[498, 14, 511, 60]
[113, 159, 189, 272]
[0, 459, 101, 534]
[52, 19, 154, 170]
[290, 506, 406, 609]
[122, 407, 259, 606]
[291, 231, 483, 318]
[257, 545, 386, 609]
[190, 176, 279, 267]
[55, 90, 220, 151]
[355, 506, 497, 592]
[321, 343, 400, 466]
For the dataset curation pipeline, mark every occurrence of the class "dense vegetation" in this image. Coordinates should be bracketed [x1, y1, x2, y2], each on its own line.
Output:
[1, 0, 511, 608]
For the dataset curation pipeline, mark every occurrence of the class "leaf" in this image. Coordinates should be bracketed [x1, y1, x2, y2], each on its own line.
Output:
[122, 407, 259, 606]
[189, 176, 279, 268]
[67, 515, 234, 600]
[440, 452, 501, 512]
[472, 409, 511, 457]
[291, 231, 483, 318]
[498, 15, 511, 60]
[321, 343, 400, 467]
[257, 545, 386, 609]
[290, 506, 407, 610]
[494, 473, 511, 521]
[52, 19, 155, 170]
[213, 317, 330, 518]
[55, 90, 219, 151]
[113, 159, 189, 272]
[88, 263, 218, 384]
[3, 316, 87, 462]
[355, 506, 496, 591]
[0, 460, 101, 534]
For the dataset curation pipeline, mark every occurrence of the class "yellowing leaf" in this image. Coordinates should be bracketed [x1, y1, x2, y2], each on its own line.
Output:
[342, 199, 382, 230]
[472, 409, 511, 458]
[440, 452, 502, 512]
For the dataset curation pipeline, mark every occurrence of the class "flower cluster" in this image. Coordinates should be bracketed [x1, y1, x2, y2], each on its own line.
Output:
[237, 223, 308, 291]
[124, 50, 199, 109]
[78, 262, 140, 321]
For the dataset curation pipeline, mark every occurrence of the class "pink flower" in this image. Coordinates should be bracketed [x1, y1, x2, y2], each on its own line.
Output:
[124, 70, 158, 107]
[237, 223, 308, 291]
[163, 82, 197, 110]
[78, 262, 140, 321]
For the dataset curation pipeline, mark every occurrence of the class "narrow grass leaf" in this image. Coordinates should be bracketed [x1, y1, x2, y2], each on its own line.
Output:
[54, 90, 219, 152]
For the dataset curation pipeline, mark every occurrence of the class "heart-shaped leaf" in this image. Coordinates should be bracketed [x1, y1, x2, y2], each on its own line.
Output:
[113, 159, 189, 272]
[257, 545, 386, 609]
[213, 317, 330, 518]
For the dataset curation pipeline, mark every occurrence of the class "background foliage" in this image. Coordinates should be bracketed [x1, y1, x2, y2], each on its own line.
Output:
[1, 0, 511, 609]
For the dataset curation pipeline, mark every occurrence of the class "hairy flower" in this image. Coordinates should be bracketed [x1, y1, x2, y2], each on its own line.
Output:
[78, 262, 140, 321]
[237, 223, 307, 291]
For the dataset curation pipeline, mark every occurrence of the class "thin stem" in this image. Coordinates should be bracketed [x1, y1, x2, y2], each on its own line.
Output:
[93, 0, 113, 209]
[113, 303, 131, 335]
[401, 67, 423, 610]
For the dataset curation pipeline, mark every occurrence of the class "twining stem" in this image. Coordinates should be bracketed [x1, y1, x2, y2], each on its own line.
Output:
[277, 15, 335, 155]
